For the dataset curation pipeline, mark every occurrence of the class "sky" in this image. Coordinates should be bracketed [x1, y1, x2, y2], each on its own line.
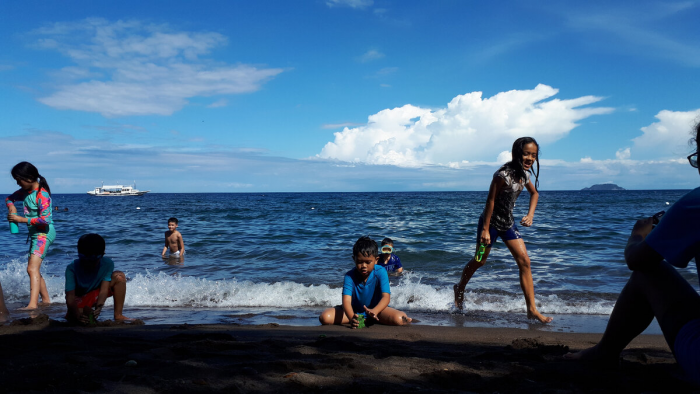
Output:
[1, 0, 699, 193]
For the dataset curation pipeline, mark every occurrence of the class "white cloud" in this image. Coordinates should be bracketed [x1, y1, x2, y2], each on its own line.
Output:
[615, 147, 631, 160]
[2, 128, 698, 193]
[631, 108, 700, 158]
[326, 0, 373, 9]
[207, 99, 228, 108]
[496, 151, 512, 163]
[358, 49, 384, 63]
[32, 18, 283, 117]
[317, 84, 614, 167]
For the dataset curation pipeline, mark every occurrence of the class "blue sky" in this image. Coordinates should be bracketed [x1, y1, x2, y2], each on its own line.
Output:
[1, 0, 699, 193]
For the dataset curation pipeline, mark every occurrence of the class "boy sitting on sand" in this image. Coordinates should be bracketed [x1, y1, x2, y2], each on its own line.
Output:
[65, 233, 131, 324]
[162, 217, 185, 258]
[319, 236, 412, 328]
[377, 237, 403, 274]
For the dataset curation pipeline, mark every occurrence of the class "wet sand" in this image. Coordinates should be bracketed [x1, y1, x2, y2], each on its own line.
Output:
[0, 315, 696, 393]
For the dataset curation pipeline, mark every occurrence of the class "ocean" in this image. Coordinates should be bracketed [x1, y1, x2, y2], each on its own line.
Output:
[1, 191, 697, 333]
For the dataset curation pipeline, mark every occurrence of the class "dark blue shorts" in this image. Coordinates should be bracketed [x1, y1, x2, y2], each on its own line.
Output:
[476, 216, 522, 247]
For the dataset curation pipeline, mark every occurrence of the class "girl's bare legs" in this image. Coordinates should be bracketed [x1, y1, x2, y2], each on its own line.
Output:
[503, 238, 552, 323]
[0, 281, 10, 322]
[567, 261, 700, 362]
[454, 245, 492, 309]
[19, 255, 50, 310]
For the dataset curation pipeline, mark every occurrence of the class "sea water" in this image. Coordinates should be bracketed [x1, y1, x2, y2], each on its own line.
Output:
[1, 191, 696, 333]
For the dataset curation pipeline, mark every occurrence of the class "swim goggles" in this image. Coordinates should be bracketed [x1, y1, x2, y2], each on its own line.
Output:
[379, 245, 394, 254]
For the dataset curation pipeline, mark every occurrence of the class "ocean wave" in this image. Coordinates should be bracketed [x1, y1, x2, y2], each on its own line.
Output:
[0, 260, 614, 315]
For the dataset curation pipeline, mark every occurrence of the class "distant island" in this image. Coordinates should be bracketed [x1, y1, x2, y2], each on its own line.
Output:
[581, 184, 626, 191]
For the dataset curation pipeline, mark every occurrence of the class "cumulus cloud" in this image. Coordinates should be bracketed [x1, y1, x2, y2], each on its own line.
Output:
[317, 84, 614, 167]
[615, 147, 631, 160]
[31, 18, 283, 117]
[631, 108, 700, 158]
[326, 0, 373, 9]
[2, 128, 697, 193]
[496, 151, 512, 163]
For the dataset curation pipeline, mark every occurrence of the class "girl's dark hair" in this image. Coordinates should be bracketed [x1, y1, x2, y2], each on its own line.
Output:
[693, 121, 700, 150]
[502, 137, 540, 190]
[353, 236, 378, 258]
[381, 237, 394, 246]
[11, 162, 51, 196]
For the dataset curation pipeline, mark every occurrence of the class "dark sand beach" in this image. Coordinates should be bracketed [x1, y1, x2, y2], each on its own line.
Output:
[0, 315, 696, 393]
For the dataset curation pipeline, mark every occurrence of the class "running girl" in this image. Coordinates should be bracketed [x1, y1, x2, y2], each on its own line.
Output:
[5, 162, 55, 310]
[454, 137, 552, 323]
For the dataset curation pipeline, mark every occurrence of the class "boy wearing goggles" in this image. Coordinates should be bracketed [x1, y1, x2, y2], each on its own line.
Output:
[65, 234, 132, 324]
[377, 237, 403, 274]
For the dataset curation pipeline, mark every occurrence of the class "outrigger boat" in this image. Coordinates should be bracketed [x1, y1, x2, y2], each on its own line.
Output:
[87, 182, 150, 196]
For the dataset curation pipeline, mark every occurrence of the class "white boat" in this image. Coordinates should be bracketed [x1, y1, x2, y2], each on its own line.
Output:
[87, 182, 150, 197]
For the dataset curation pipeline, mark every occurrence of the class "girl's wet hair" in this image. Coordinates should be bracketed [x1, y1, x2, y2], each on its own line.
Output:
[381, 237, 394, 246]
[503, 137, 540, 190]
[353, 236, 378, 258]
[11, 162, 51, 196]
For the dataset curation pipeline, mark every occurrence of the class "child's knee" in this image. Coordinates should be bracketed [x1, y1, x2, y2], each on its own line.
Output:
[391, 313, 408, 326]
[516, 257, 531, 270]
[318, 308, 335, 325]
[111, 271, 126, 284]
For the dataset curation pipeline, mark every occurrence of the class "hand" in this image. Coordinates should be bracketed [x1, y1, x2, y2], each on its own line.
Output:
[631, 217, 654, 240]
[363, 306, 379, 321]
[350, 313, 360, 329]
[479, 228, 491, 246]
[79, 308, 93, 324]
[93, 304, 103, 320]
[7, 213, 23, 223]
[520, 215, 533, 227]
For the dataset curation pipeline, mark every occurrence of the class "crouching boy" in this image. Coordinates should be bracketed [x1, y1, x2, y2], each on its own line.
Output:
[319, 236, 412, 328]
[65, 234, 131, 324]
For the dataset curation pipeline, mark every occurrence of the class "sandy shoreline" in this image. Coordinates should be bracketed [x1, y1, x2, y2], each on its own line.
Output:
[0, 315, 695, 393]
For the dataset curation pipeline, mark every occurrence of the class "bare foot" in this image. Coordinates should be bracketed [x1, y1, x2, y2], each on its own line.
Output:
[38, 301, 51, 307]
[114, 314, 135, 321]
[453, 284, 464, 310]
[0, 311, 9, 323]
[401, 316, 413, 325]
[18, 305, 38, 311]
[527, 310, 553, 323]
[563, 345, 619, 367]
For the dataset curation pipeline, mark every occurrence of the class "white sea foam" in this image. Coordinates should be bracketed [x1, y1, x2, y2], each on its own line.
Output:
[0, 260, 615, 315]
